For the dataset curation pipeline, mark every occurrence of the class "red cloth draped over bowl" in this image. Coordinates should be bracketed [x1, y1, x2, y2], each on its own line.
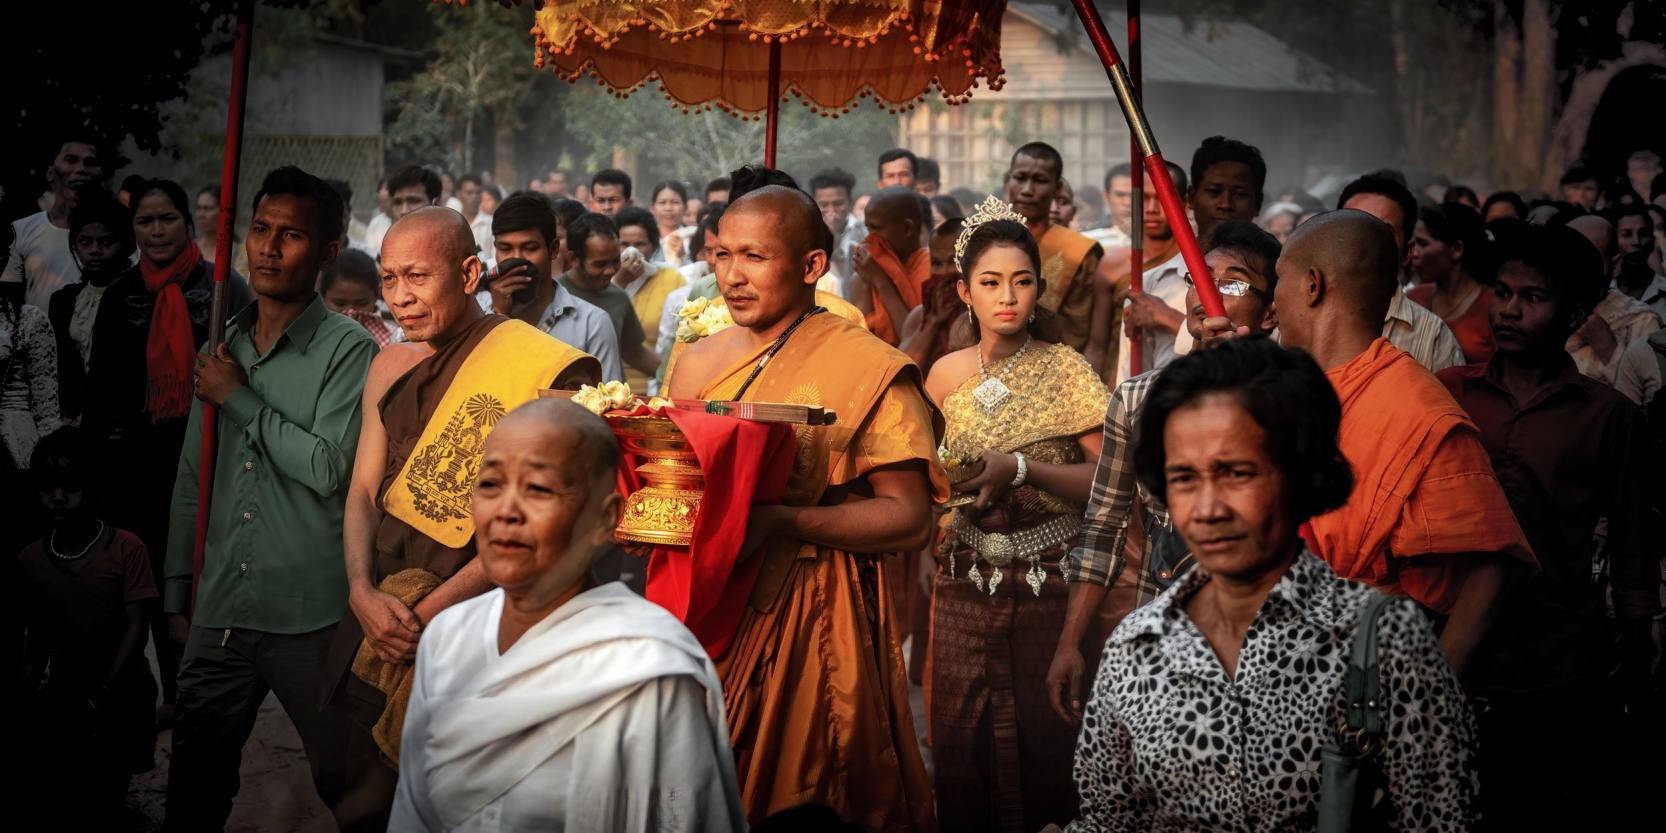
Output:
[617, 408, 796, 656]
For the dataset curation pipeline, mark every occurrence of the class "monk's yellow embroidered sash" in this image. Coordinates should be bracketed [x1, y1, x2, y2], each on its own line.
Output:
[383, 319, 588, 547]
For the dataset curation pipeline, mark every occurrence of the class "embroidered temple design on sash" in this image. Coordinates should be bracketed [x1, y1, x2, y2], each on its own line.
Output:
[404, 393, 507, 526]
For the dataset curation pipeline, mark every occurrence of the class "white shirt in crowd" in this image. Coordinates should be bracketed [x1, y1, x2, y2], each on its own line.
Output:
[1117, 249, 1188, 385]
[3, 212, 81, 309]
[1382, 286, 1467, 373]
[1614, 331, 1665, 407]
[827, 213, 867, 300]
[1618, 272, 1666, 325]
[363, 211, 392, 257]
[470, 213, 494, 259]
[1568, 288, 1663, 384]
[1082, 223, 1131, 251]
[391, 582, 744, 833]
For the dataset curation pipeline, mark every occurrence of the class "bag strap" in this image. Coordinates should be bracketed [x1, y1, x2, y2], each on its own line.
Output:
[1342, 593, 1394, 755]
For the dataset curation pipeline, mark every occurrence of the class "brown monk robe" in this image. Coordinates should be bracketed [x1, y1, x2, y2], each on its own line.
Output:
[324, 209, 598, 833]
[668, 185, 942, 832]
[1005, 142, 1124, 378]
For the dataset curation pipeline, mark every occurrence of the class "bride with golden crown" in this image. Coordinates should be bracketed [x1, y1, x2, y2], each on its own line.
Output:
[921, 196, 1111, 833]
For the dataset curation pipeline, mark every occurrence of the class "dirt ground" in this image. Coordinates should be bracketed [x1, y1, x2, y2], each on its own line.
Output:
[122, 639, 332, 833]
[126, 693, 333, 833]
[125, 635, 931, 831]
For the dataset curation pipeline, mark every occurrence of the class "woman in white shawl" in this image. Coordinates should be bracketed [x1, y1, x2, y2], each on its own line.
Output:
[391, 399, 745, 832]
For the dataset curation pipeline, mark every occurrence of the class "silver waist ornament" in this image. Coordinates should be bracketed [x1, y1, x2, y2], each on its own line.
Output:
[950, 512, 1081, 596]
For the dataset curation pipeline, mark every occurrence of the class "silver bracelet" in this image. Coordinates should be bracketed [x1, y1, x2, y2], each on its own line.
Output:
[1010, 451, 1028, 487]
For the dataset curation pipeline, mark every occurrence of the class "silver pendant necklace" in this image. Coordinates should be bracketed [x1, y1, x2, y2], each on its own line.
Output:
[973, 336, 1032, 412]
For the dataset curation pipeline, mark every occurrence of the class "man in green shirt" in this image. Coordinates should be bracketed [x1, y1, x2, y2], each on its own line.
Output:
[558, 211, 660, 382]
[162, 166, 377, 832]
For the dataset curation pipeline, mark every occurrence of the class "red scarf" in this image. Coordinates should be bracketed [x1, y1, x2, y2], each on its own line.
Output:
[140, 243, 203, 423]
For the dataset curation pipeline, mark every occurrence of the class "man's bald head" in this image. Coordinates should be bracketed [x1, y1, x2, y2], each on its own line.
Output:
[1565, 214, 1615, 262]
[494, 398, 619, 494]
[864, 186, 926, 256]
[1279, 209, 1401, 330]
[726, 184, 831, 260]
[378, 205, 485, 342]
[385, 205, 478, 264]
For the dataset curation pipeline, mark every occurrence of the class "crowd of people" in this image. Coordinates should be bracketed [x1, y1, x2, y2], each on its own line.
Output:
[3, 128, 1663, 832]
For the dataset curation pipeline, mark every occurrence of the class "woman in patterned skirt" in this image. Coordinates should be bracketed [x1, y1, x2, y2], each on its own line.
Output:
[1059, 337, 1479, 832]
[922, 200, 1108, 833]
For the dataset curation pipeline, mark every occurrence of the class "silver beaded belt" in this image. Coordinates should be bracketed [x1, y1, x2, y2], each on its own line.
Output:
[948, 512, 1081, 596]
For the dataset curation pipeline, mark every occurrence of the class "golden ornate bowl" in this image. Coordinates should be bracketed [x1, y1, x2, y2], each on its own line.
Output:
[606, 413, 703, 547]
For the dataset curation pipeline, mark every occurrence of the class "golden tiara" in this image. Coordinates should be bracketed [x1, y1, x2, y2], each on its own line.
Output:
[954, 195, 1028, 272]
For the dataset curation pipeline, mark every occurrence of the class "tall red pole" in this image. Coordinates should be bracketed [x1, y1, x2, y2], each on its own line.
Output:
[193, 0, 255, 608]
[763, 38, 782, 167]
[1068, 0, 1225, 319]
[1126, 0, 1144, 375]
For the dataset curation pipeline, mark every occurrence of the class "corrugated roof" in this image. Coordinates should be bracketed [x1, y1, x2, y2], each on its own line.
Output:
[1007, 1, 1371, 95]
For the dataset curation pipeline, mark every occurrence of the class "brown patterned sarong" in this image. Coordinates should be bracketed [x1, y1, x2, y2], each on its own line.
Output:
[928, 531, 1078, 833]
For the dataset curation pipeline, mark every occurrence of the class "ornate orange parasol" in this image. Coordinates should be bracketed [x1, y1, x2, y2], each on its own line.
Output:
[524, 0, 1010, 165]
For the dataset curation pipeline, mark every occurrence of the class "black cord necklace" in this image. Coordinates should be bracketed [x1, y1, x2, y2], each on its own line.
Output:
[731, 305, 825, 401]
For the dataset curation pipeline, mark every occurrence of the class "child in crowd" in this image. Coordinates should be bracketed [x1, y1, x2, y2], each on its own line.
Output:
[17, 427, 159, 827]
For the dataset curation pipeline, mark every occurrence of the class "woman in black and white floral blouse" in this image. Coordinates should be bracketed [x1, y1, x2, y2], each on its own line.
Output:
[1061, 337, 1479, 833]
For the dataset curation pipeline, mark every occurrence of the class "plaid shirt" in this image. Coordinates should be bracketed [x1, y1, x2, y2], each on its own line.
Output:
[1069, 370, 1172, 606]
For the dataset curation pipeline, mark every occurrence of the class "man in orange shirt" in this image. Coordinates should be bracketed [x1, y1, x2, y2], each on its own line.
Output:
[1271, 210, 1533, 673]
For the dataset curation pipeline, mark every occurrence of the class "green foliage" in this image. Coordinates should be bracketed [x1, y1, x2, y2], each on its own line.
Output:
[549, 81, 900, 188]
[384, 0, 541, 172]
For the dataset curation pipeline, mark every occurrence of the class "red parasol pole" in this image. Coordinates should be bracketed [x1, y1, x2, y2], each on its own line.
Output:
[1068, 0, 1224, 319]
[1126, 0, 1144, 375]
[192, 0, 255, 608]
[763, 38, 783, 167]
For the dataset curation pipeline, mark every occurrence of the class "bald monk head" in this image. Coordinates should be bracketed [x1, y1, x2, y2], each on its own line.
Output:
[379, 206, 484, 343]
[864, 186, 926, 260]
[1565, 214, 1615, 263]
[715, 184, 830, 335]
[473, 398, 623, 605]
[1273, 209, 1401, 364]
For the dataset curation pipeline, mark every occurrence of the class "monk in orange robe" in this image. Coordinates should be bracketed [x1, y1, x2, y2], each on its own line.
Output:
[1268, 209, 1534, 673]
[850, 186, 929, 345]
[668, 185, 941, 831]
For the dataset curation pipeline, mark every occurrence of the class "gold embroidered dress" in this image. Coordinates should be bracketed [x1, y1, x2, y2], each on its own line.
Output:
[931, 340, 1108, 833]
